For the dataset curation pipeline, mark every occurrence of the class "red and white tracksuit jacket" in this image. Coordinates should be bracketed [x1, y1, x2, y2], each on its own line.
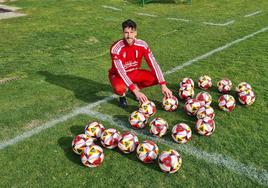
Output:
[109, 38, 166, 96]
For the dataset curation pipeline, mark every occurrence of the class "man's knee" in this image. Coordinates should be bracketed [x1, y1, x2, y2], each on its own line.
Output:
[113, 84, 127, 96]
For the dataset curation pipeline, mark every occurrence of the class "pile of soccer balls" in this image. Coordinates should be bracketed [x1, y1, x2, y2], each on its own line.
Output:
[72, 75, 255, 173]
[72, 121, 182, 173]
[129, 76, 256, 143]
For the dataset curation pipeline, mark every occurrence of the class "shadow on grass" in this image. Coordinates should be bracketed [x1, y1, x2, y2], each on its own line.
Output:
[38, 71, 112, 103]
[70, 124, 85, 135]
[58, 136, 82, 166]
[114, 147, 160, 172]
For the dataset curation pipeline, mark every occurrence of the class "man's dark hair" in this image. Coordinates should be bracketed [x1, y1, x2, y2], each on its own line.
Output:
[122, 19, 137, 30]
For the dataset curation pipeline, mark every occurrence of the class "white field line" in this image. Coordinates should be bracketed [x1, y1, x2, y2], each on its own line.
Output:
[0, 12, 26, 20]
[0, 4, 21, 11]
[102, 5, 121, 11]
[0, 95, 116, 150]
[165, 26, 268, 75]
[136, 13, 157, 17]
[203, 20, 235, 26]
[84, 110, 268, 186]
[166, 17, 190, 22]
[159, 30, 178, 37]
[1, 25, 268, 151]
[244, 10, 262, 18]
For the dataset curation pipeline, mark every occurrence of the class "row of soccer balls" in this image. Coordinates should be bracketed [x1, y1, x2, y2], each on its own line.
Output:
[178, 76, 256, 106]
[72, 122, 182, 173]
[130, 108, 215, 137]
[181, 75, 252, 93]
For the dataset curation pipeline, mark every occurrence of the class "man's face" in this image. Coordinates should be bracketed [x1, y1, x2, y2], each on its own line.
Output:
[123, 27, 137, 45]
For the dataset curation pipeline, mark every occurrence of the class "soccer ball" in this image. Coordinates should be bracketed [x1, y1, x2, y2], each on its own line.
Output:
[196, 117, 215, 136]
[136, 140, 159, 163]
[179, 84, 194, 100]
[72, 134, 94, 155]
[158, 150, 182, 173]
[162, 96, 178, 112]
[129, 110, 148, 129]
[238, 89, 256, 106]
[139, 101, 156, 117]
[81, 144, 104, 168]
[196, 92, 212, 107]
[149, 117, 169, 137]
[84, 121, 105, 140]
[217, 79, 232, 93]
[196, 106, 215, 119]
[171, 123, 192, 144]
[218, 94, 236, 112]
[184, 99, 201, 116]
[100, 128, 120, 149]
[179, 77, 194, 88]
[235, 82, 252, 93]
[118, 131, 139, 154]
[198, 75, 212, 90]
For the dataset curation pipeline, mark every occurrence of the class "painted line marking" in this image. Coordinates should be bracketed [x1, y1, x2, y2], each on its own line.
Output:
[165, 26, 268, 75]
[136, 13, 157, 17]
[166, 17, 190, 22]
[84, 110, 268, 186]
[203, 20, 235, 26]
[0, 12, 26, 20]
[1, 26, 268, 150]
[159, 30, 178, 37]
[102, 5, 121, 11]
[244, 10, 262, 17]
[0, 95, 116, 150]
[0, 4, 21, 11]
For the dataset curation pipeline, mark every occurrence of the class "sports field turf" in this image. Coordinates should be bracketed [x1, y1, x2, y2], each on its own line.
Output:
[0, 0, 268, 187]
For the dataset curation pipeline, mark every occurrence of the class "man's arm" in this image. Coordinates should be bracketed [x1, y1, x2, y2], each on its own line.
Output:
[142, 42, 173, 98]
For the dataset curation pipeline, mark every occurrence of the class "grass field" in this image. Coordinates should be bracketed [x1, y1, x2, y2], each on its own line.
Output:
[0, 0, 268, 187]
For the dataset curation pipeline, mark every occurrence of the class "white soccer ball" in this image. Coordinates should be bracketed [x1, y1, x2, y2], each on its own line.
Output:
[179, 84, 194, 100]
[235, 82, 252, 93]
[198, 75, 212, 90]
[129, 110, 148, 129]
[171, 123, 192, 144]
[158, 150, 182, 173]
[139, 101, 156, 117]
[81, 144, 104, 168]
[136, 140, 159, 163]
[217, 79, 232, 93]
[196, 91, 212, 107]
[72, 134, 94, 155]
[196, 106, 215, 119]
[100, 128, 120, 149]
[179, 77, 194, 88]
[118, 131, 139, 154]
[196, 117, 215, 136]
[149, 117, 169, 137]
[238, 89, 256, 106]
[84, 121, 105, 140]
[218, 94, 236, 112]
[184, 99, 201, 116]
[162, 96, 178, 112]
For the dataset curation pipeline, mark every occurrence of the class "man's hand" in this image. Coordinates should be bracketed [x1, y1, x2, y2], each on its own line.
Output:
[133, 88, 148, 103]
[161, 84, 173, 98]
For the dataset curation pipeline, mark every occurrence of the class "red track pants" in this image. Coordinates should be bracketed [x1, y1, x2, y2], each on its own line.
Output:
[109, 69, 158, 96]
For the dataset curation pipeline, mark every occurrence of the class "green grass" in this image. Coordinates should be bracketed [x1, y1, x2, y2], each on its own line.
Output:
[0, 0, 268, 187]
